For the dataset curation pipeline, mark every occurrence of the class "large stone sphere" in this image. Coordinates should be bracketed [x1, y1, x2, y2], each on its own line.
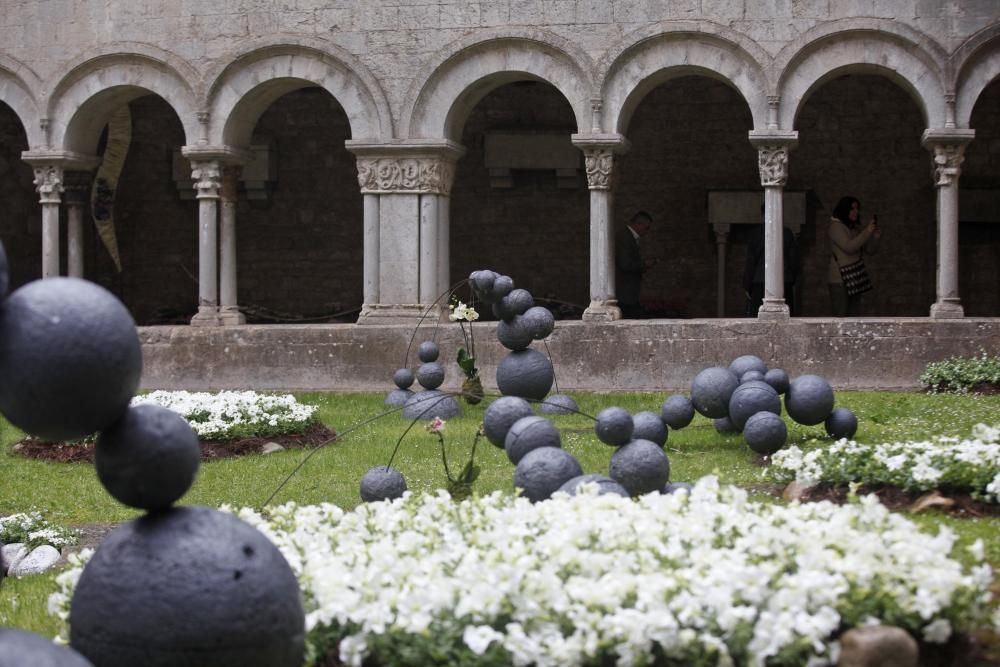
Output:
[0, 277, 142, 442]
[785, 374, 835, 426]
[494, 289, 533, 321]
[402, 390, 460, 420]
[729, 354, 767, 378]
[763, 368, 790, 395]
[594, 406, 634, 446]
[0, 629, 94, 667]
[416, 362, 444, 390]
[497, 316, 532, 351]
[713, 416, 739, 433]
[539, 393, 578, 415]
[360, 465, 407, 502]
[690, 367, 739, 419]
[728, 381, 781, 430]
[490, 275, 514, 303]
[660, 395, 695, 429]
[609, 439, 670, 496]
[514, 447, 583, 503]
[96, 405, 201, 511]
[70, 506, 304, 667]
[496, 348, 554, 401]
[393, 368, 415, 389]
[558, 474, 629, 498]
[384, 388, 414, 407]
[470, 270, 497, 301]
[522, 306, 555, 340]
[825, 407, 858, 440]
[505, 416, 561, 465]
[631, 411, 668, 446]
[0, 241, 8, 301]
[417, 341, 439, 363]
[483, 395, 534, 447]
[743, 411, 787, 455]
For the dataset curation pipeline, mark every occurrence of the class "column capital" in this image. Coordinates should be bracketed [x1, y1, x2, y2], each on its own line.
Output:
[571, 134, 630, 190]
[346, 140, 465, 195]
[189, 159, 222, 200]
[748, 130, 798, 187]
[921, 129, 975, 187]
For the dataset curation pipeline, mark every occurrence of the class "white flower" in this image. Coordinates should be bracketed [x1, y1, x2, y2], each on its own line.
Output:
[449, 301, 480, 322]
[922, 618, 952, 643]
[464, 625, 503, 655]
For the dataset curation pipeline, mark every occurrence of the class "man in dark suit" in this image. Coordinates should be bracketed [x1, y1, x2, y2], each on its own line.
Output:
[615, 211, 655, 319]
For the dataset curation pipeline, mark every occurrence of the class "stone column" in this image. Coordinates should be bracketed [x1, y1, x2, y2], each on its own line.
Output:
[63, 171, 92, 278]
[190, 159, 222, 326]
[922, 129, 975, 319]
[219, 165, 245, 325]
[32, 165, 64, 278]
[713, 224, 730, 317]
[362, 194, 380, 310]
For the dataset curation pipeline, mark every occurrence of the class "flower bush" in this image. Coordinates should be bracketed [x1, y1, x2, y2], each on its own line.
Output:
[0, 511, 77, 550]
[130, 390, 317, 440]
[769, 424, 1000, 502]
[920, 352, 1000, 392]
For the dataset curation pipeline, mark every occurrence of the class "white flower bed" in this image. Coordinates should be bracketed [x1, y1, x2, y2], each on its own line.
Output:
[0, 511, 77, 550]
[770, 424, 1000, 503]
[130, 390, 317, 440]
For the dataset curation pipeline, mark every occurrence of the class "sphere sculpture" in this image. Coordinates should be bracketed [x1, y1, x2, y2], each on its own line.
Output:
[763, 368, 790, 395]
[743, 411, 787, 455]
[483, 396, 534, 447]
[415, 362, 445, 390]
[661, 395, 695, 429]
[539, 393, 578, 415]
[825, 407, 858, 440]
[713, 416, 739, 433]
[785, 374, 835, 426]
[522, 306, 554, 340]
[631, 411, 668, 446]
[490, 275, 515, 302]
[558, 474, 629, 497]
[662, 481, 694, 495]
[496, 348, 554, 401]
[70, 506, 305, 667]
[728, 381, 781, 431]
[470, 270, 497, 297]
[690, 367, 739, 419]
[417, 341, 439, 362]
[497, 316, 533, 351]
[0, 277, 142, 442]
[0, 241, 8, 301]
[505, 416, 561, 465]
[609, 439, 670, 496]
[494, 288, 533, 321]
[393, 368, 415, 389]
[402, 389, 460, 420]
[514, 447, 583, 502]
[740, 370, 764, 384]
[385, 369, 415, 406]
[729, 355, 767, 379]
[0, 628, 94, 667]
[594, 406, 634, 446]
[360, 466, 408, 502]
[96, 405, 201, 511]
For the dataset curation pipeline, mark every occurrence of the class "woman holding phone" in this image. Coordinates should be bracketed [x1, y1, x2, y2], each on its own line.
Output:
[829, 196, 881, 316]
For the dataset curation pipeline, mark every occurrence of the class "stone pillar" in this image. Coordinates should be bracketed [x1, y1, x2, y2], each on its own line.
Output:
[749, 131, 798, 321]
[32, 164, 64, 278]
[63, 171, 92, 279]
[922, 129, 975, 319]
[419, 193, 440, 304]
[190, 159, 222, 326]
[362, 194, 381, 310]
[572, 134, 630, 322]
[713, 224, 730, 317]
[219, 165, 245, 325]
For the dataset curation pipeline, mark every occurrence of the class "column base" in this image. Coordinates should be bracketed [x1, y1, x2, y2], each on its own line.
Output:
[929, 300, 964, 319]
[757, 300, 790, 321]
[582, 300, 622, 322]
[190, 306, 221, 327]
[219, 308, 246, 326]
[357, 303, 444, 325]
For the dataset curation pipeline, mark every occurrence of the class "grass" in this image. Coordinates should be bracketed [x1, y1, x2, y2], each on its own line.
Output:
[0, 389, 998, 640]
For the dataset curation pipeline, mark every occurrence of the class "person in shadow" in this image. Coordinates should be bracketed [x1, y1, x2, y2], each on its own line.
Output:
[828, 196, 881, 316]
[743, 204, 800, 316]
[615, 211, 657, 319]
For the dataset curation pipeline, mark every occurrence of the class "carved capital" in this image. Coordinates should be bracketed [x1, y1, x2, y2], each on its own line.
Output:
[190, 160, 222, 199]
[930, 144, 966, 187]
[355, 157, 455, 194]
[757, 146, 789, 186]
[33, 164, 64, 204]
[582, 148, 614, 190]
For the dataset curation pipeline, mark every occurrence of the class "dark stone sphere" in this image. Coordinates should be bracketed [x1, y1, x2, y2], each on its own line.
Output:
[470, 270, 497, 297]
[494, 289, 534, 321]
[96, 405, 201, 511]
[70, 506, 304, 667]
[484, 395, 534, 447]
[785, 374, 835, 426]
[497, 316, 533, 351]
[360, 465, 407, 502]
[393, 368, 415, 389]
[740, 370, 765, 384]
[594, 406, 634, 446]
[496, 348, 554, 401]
[0, 629, 94, 667]
[558, 474, 629, 498]
[504, 416, 561, 465]
[384, 388, 414, 407]
[661, 395, 695, 429]
[825, 407, 858, 440]
[743, 411, 788, 455]
[631, 411, 668, 446]
[0, 277, 142, 442]
[522, 306, 555, 340]
[729, 354, 767, 378]
[609, 439, 670, 496]
[0, 241, 8, 302]
[661, 481, 694, 495]
[514, 447, 583, 503]
[728, 381, 781, 430]
[416, 362, 445, 390]
[714, 416, 740, 433]
[690, 367, 739, 419]
[490, 275, 515, 303]
[417, 341, 439, 363]
[402, 390, 460, 420]
[763, 368, 790, 395]
[539, 393, 578, 415]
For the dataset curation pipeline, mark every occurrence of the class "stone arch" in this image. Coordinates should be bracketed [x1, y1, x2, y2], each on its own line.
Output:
[599, 22, 771, 134]
[404, 31, 595, 141]
[954, 25, 1000, 129]
[777, 23, 947, 129]
[206, 38, 392, 146]
[0, 54, 42, 148]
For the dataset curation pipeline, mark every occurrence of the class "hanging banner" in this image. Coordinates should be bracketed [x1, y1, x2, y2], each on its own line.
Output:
[90, 105, 132, 271]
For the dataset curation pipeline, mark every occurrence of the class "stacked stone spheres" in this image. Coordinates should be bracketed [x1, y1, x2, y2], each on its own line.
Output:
[398, 340, 461, 420]
[0, 242, 304, 667]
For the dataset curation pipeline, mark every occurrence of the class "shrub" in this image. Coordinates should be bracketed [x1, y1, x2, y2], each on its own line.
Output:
[920, 352, 1000, 392]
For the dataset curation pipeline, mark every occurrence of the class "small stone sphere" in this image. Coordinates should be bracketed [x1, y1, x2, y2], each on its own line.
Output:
[0, 629, 94, 667]
[393, 368, 415, 389]
[96, 405, 201, 511]
[470, 270, 498, 301]
[740, 370, 765, 384]
[70, 506, 305, 667]
[660, 395, 695, 429]
[763, 368, 790, 395]
[483, 395, 534, 447]
[594, 406, 634, 446]
[496, 348, 554, 401]
[498, 289, 534, 320]
[690, 367, 739, 419]
[402, 390, 460, 420]
[729, 354, 767, 378]
[558, 474, 629, 497]
[360, 465, 408, 502]
[728, 380, 781, 430]
[505, 415, 561, 465]
[384, 388, 413, 407]
[514, 447, 583, 502]
[609, 439, 671, 497]
[417, 340, 440, 363]
[743, 411, 788, 455]
[0, 241, 8, 301]
[714, 416, 740, 433]
[497, 316, 533, 351]
[522, 306, 555, 340]
[661, 481, 694, 495]
[416, 362, 445, 390]
[785, 374, 836, 426]
[0, 277, 142, 442]
[490, 275, 515, 302]
[825, 407, 859, 440]
[539, 393, 578, 415]
[631, 411, 668, 447]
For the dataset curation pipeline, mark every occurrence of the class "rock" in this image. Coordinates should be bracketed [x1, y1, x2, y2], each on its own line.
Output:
[360, 466, 407, 502]
[9, 545, 61, 576]
[1, 543, 26, 573]
[505, 416, 561, 465]
[909, 491, 955, 514]
[609, 439, 670, 496]
[416, 341, 439, 363]
[402, 390, 460, 420]
[483, 395, 534, 447]
[837, 625, 918, 667]
[538, 393, 578, 415]
[558, 474, 629, 497]
[782, 480, 818, 502]
[728, 354, 767, 378]
[392, 368, 415, 389]
[594, 406, 634, 446]
[415, 362, 444, 390]
[0, 628, 94, 666]
[260, 442, 285, 454]
[514, 447, 583, 503]
[825, 407, 858, 439]
[631, 411, 668, 446]
[496, 348, 554, 401]
[785, 374, 835, 426]
[661, 395, 695, 429]
[384, 388, 414, 407]
[690, 367, 739, 419]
